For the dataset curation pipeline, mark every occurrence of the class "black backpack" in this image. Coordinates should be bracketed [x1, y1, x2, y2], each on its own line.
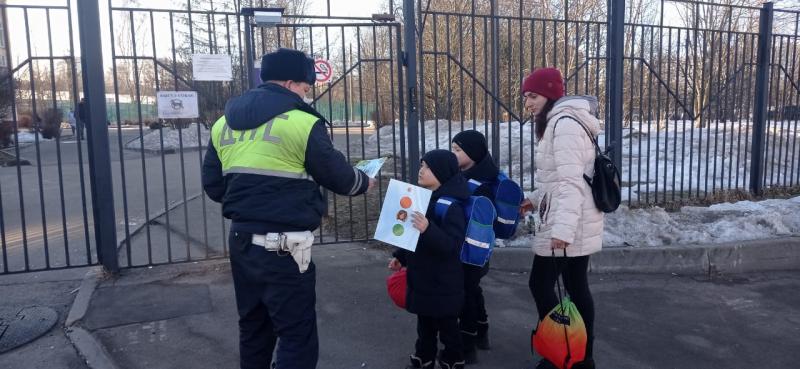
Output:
[554, 117, 621, 213]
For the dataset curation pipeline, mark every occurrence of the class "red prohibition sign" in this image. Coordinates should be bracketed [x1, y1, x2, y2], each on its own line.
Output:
[314, 59, 333, 83]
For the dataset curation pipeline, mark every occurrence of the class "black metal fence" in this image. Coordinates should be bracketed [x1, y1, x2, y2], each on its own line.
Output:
[1, 0, 798, 275]
[0, 2, 94, 274]
[412, 0, 799, 206]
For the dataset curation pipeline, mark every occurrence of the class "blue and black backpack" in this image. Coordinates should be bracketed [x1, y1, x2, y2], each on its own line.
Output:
[435, 196, 496, 267]
[466, 172, 524, 239]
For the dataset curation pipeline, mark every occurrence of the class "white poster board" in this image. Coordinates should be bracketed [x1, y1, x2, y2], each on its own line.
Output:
[373, 179, 432, 252]
[192, 54, 233, 81]
[157, 91, 199, 119]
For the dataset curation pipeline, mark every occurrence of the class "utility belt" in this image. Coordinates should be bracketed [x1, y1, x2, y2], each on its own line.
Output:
[250, 231, 315, 273]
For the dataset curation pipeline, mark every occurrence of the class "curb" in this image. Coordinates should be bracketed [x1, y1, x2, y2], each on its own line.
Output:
[64, 267, 118, 369]
[65, 267, 102, 327]
[65, 327, 120, 369]
[489, 237, 800, 274]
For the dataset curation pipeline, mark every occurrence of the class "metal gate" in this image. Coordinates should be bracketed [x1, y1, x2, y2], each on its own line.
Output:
[242, 8, 406, 243]
[0, 2, 95, 275]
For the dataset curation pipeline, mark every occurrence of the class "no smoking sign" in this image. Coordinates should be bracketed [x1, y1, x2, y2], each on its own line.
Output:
[314, 59, 333, 83]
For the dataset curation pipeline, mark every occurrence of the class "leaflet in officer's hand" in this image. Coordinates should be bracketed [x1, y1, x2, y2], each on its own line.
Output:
[354, 157, 387, 179]
[373, 179, 432, 252]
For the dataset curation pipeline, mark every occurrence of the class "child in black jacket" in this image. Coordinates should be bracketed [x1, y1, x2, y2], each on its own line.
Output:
[389, 150, 470, 369]
[451, 130, 499, 363]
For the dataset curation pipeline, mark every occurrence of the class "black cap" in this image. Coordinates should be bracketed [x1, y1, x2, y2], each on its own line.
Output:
[452, 130, 488, 163]
[260, 48, 315, 84]
[421, 150, 460, 185]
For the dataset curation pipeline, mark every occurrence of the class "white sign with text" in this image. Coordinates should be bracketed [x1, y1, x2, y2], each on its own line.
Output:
[192, 54, 233, 81]
[157, 91, 199, 119]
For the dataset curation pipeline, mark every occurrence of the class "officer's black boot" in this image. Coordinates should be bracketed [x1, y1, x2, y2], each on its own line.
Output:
[406, 355, 435, 369]
[475, 321, 490, 350]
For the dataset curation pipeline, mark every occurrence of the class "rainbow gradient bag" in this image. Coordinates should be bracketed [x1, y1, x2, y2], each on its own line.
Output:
[531, 253, 587, 368]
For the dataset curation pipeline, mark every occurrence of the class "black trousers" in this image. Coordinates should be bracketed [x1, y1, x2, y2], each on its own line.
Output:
[459, 264, 488, 352]
[415, 315, 463, 364]
[229, 231, 318, 369]
[528, 254, 595, 359]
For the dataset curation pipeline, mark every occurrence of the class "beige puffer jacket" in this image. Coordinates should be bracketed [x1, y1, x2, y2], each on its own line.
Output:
[528, 96, 604, 257]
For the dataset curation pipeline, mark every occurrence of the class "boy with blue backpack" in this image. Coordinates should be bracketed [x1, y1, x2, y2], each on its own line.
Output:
[388, 150, 470, 369]
[451, 130, 524, 363]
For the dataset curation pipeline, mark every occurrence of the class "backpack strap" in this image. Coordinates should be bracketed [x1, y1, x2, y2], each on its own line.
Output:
[553, 116, 601, 186]
[434, 196, 456, 224]
[553, 116, 602, 156]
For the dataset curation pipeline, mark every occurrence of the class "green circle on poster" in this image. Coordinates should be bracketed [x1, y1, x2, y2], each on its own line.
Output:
[392, 224, 404, 236]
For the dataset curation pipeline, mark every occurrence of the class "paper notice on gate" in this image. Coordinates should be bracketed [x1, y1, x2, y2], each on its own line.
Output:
[373, 179, 432, 252]
[157, 91, 199, 119]
[354, 157, 387, 178]
[192, 54, 233, 81]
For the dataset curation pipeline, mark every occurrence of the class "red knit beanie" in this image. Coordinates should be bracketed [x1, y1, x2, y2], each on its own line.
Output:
[521, 67, 565, 101]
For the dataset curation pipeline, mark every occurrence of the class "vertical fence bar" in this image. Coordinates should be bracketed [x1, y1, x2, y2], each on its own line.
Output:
[743, 34, 756, 190]
[404, 0, 420, 183]
[459, 16, 465, 133]
[765, 33, 779, 188]
[471, 4, 477, 131]
[244, 16, 255, 89]
[445, 15, 452, 147]
[28, 10, 47, 270]
[708, 26, 719, 197]
[790, 14, 800, 186]
[46, 9, 70, 267]
[490, 0, 500, 161]
[781, 30, 798, 187]
[77, 0, 118, 273]
[607, 0, 624, 173]
[129, 10, 153, 265]
[70, 2, 93, 266]
[750, 2, 774, 196]
[432, 15, 439, 144]
[417, 4, 427, 155]
[637, 27, 645, 203]
[732, 32, 745, 190]
[23, 8, 52, 269]
[396, 24, 407, 182]
[151, 11, 172, 263]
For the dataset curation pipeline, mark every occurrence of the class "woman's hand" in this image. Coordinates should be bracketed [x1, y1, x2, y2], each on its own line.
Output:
[388, 257, 402, 271]
[411, 212, 429, 233]
[519, 198, 534, 215]
[551, 238, 569, 250]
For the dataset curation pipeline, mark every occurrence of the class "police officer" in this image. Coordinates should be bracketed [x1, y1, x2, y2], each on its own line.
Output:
[202, 48, 376, 369]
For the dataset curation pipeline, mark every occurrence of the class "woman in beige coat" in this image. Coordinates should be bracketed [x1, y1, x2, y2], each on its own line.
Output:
[520, 68, 603, 369]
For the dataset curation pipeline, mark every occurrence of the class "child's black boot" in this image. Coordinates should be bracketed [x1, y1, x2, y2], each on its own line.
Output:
[406, 355, 434, 369]
[475, 321, 490, 350]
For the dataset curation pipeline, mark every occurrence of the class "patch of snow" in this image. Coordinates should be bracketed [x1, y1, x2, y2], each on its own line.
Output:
[125, 124, 210, 152]
[14, 131, 51, 144]
[500, 195, 800, 248]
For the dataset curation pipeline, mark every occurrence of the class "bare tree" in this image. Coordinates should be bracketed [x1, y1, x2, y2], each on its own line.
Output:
[673, 0, 763, 127]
